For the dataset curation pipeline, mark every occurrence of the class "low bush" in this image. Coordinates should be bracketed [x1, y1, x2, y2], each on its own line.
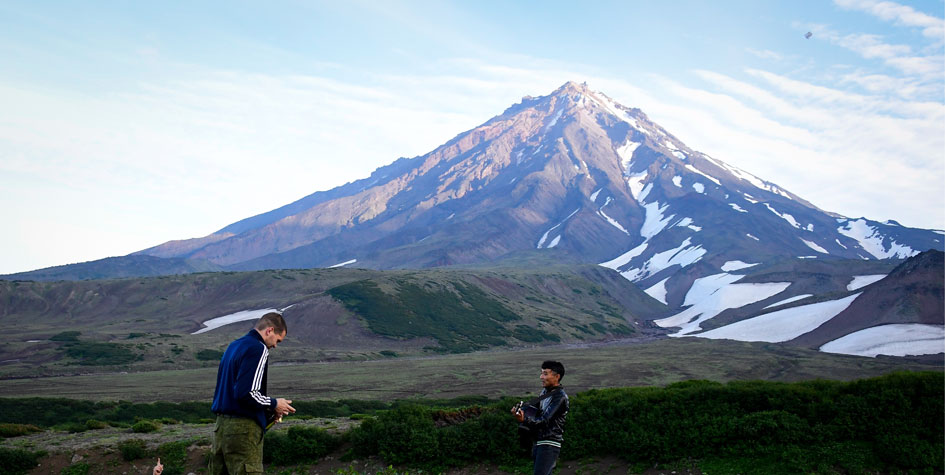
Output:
[157, 439, 191, 475]
[49, 331, 80, 342]
[0, 447, 44, 474]
[0, 423, 42, 438]
[118, 439, 149, 461]
[263, 425, 342, 465]
[132, 420, 161, 433]
[59, 462, 90, 475]
[343, 372, 943, 473]
[62, 341, 139, 366]
[84, 419, 109, 430]
[195, 349, 223, 361]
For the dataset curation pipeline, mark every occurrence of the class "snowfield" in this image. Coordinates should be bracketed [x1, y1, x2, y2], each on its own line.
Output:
[763, 294, 813, 309]
[847, 274, 887, 291]
[820, 324, 945, 357]
[694, 293, 861, 342]
[644, 277, 670, 305]
[599, 242, 647, 270]
[329, 259, 357, 268]
[837, 219, 917, 259]
[655, 273, 790, 336]
[721, 260, 758, 272]
[193, 306, 292, 334]
[619, 237, 706, 282]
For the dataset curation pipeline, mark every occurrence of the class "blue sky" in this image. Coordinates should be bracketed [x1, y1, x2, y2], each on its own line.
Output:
[1, 0, 943, 274]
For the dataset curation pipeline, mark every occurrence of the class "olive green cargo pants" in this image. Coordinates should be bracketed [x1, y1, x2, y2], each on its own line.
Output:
[209, 415, 264, 475]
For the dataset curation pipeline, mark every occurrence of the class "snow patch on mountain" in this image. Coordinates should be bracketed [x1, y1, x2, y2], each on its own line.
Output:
[763, 294, 813, 309]
[747, 234, 759, 241]
[537, 208, 580, 249]
[765, 203, 801, 229]
[600, 242, 647, 270]
[590, 188, 602, 202]
[640, 202, 674, 240]
[329, 259, 358, 268]
[729, 203, 747, 213]
[655, 273, 790, 336]
[617, 140, 642, 173]
[597, 197, 630, 235]
[595, 93, 648, 134]
[672, 176, 682, 188]
[692, 183, 705, 194]
[820, 324, 945, 357]
[644, 277, 670, 305]
[194, 305, 293, 335]
[802, 239, 829, 254]
[721, 260, 758, 271]
[685, 164, 721, 186]
[847, 274, 887, 291]
[545, 108, 564, 133]
[675, 217, 701, 232]
[696, 293, 860, 342]
[837, 219, 918, 259]
[620, 237, 706, 282]
[627, 171, 649, 203]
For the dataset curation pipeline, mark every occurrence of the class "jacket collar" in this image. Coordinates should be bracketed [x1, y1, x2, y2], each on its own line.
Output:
[246, 329, 264, 343]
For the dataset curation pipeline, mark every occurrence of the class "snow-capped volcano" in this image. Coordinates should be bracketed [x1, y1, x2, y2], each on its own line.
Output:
[8, 81, 942, 357]
[138, 81, 943, 282]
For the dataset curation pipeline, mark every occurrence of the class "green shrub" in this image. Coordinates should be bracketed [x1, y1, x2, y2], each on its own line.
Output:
[118, 439, 149, 461]
[0, 423, 42, 438]
[49, 331, 81, 342]
[264, 425, 342, 465]
[57, 422, 89, 433]
[342, 372, 943, 473]
[327, 279, 519, 353]
[63, 341, 139, 366]
[59, 462, 89, 475]
[0, 447, 43, 474]
[156, 440, 190, 475]
[132, 420, 160, 433]
[195, 349, 224, 361]
[85, 419, 109, 430]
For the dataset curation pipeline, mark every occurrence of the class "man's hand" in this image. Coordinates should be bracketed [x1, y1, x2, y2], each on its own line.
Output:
[276, 398, 296, 417]
[153, 457, 163, 475]
[513, 409, 524, 423]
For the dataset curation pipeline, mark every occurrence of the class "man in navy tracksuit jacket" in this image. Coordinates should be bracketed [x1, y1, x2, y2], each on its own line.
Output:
[209, 312, 295, 475]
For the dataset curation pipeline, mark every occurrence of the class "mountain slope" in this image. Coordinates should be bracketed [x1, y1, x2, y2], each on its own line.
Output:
[0, 255, 223, 282]
[137, 81, 944, 281]
[790, 249, 944, 348]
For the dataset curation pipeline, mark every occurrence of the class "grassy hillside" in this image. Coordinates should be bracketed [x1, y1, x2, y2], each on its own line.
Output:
[0, 263, 667, 378]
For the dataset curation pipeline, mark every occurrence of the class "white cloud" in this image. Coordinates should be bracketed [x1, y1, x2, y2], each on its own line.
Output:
[834, 0, 945, 39]
[809, 24, 944, 80]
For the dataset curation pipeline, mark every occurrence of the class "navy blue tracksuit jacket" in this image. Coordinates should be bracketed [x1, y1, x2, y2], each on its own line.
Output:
[211, 329, 278, 431]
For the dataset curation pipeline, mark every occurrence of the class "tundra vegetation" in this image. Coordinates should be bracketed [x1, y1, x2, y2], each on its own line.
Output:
[0, 372, 941, 474]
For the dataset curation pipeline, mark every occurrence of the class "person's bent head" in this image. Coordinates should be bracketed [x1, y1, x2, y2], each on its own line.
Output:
[540, 360, 564, 387]
[255, 312, 287, 349]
